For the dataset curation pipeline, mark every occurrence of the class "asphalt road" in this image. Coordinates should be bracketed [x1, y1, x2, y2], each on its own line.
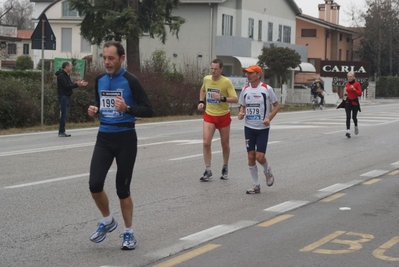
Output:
[1, 99, 399, 267]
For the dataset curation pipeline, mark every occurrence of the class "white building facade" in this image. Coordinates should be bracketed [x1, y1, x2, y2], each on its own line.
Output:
[30, 0, 315, 101]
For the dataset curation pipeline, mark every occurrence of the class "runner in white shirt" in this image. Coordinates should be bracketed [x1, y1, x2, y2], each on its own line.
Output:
[238, 65, 279, 194]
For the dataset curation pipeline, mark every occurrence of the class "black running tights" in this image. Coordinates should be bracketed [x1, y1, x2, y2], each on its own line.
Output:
[345, 106, 358, 130]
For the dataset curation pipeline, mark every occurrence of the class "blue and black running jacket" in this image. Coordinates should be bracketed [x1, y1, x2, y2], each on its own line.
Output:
[94, 68, 153, 133]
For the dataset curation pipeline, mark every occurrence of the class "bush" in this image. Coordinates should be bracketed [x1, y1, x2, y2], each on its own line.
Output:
[376, 76, 399, 97]
[0, 70, 41, 81]
[15, 55, 34, 70]
[0, 77, 41, 128]
[36, 60, 52, 71]
[0, 51, 206, 129]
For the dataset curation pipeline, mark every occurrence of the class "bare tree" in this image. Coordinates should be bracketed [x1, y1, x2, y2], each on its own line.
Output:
[1, 0, 34, 29]
[0, 3, 13, 21]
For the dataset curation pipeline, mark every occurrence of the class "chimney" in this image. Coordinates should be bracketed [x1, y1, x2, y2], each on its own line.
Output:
[319, 0, 340, 24]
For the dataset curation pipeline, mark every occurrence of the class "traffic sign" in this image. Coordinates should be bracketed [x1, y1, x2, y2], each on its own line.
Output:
[31, 13, 56, 50]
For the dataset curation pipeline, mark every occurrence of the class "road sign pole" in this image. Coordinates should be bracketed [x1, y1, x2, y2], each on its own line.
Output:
[41, 20, 45, 125]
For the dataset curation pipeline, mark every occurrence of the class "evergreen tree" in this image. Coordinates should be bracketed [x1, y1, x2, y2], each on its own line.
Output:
[69, 0, 185, 73]
[257, 44, 301, 87]
[360, 0, 399, 77]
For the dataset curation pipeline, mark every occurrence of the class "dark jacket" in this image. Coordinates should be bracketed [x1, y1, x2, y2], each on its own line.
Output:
[55, 69, 78, 96]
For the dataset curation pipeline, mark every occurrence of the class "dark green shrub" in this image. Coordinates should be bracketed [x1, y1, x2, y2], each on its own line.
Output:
[376, 76, 399, 97]
[0, 70, 41, 81]
[0, 78, 41, 128]
[36, 60, 52, 71]
[15, 55, 34, 70]
[0, 52, 206, 129]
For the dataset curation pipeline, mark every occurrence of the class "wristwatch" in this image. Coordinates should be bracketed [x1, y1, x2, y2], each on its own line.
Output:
[220, 96, 227, 102]
[126, 105, 131, 113]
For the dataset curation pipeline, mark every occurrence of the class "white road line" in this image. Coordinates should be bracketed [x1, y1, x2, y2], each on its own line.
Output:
[272, 125, 322, 129]
[318, 180, 364, 193]
[264, 201, 309, 213]
[146, 220, 257, 259]
[138, 139, 205, 147]
[4, 170, 116, 189]
[170, 151, 221, 161]
[360, 170, 390, 177]
[0, 128, 98, 138]
[4, 173, 89, 189]
[180, 220, 257, 243]
[169, 141, 280, 161]
[0, 143, 95, 157]
[1, 139, 208, 158]
[391, 161, 399, 167]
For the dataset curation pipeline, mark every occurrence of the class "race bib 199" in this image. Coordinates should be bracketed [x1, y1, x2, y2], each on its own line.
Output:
[100, 90, 123, 118]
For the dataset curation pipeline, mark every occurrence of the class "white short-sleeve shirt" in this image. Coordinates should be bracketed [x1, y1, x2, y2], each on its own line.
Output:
[238, 82, 277, 130]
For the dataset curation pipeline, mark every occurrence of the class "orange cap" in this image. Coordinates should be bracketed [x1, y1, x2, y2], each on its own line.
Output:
[243, 65, 262, 74]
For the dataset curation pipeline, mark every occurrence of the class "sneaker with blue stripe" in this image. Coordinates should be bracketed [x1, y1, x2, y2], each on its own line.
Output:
[120, 232, 137, 250]
[89, 218, 118, 243]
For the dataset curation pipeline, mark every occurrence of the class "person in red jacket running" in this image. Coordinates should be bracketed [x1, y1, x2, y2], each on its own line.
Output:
[344, 71, 362, 138]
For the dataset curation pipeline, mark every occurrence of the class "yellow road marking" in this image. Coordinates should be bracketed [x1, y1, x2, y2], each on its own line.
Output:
[153, 244, 221, 267]
[300, 231, 346, 252]
[320, 193, 346, 202]
[388, 170, 399, 175]
[373, 236, 399, 261]
[363, 178, 382, 185]
[257, 214, 294, 227]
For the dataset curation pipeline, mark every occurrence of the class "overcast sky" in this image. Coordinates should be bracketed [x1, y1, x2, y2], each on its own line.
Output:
[294, 0, 360, 27]
[0, 0, 362, 27]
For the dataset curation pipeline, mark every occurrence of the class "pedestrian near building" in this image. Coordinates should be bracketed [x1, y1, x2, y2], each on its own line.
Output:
[310, 77, 325, 109]
[87, 41, 153, 250]
[344, 71, 362, 138]
[197, 58, 238, 182]
[55, 61, 88, 137]
[238, 65, 279, 194]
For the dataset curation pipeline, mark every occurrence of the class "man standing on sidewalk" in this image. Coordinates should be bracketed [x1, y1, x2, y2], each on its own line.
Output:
[55, 62, 88, 137]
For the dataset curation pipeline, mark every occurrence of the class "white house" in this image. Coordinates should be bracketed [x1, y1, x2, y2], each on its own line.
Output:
[30, 0, 92, 67]
[30, 0, 315, 102]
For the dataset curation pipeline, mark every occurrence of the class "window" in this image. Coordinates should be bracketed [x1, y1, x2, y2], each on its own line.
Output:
[8, 43, 16, 54]
[223, 65, 232, 76]
[62, 1, 77, 17]
[267, 22, 273, 42]
[283, 26, 291, 43]
[346, 50, 349, 60]
[339, 33, 342, 41]
[222, 14, 233, 36]
[248, 18, 254, 38]
[258, 20, 262, 40]
[347, 35, 350, 42]
[278, 25, 282, 41]
[23, 44, 29, 55]
[301, 29, 317, 38]
[61, 28, 72, 52]
[81, 37, 91, 53]
[339, 49, 342, 60]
